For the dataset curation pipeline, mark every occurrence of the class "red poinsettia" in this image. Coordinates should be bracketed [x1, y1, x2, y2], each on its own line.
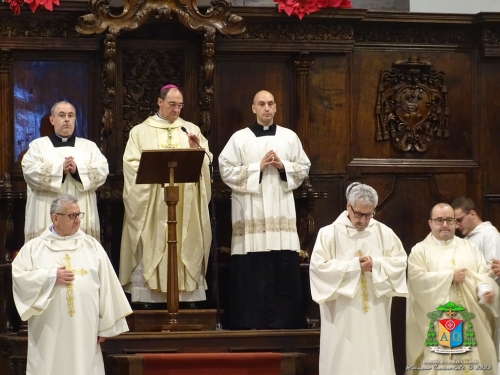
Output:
[274, 0, 351, 19]
[3, 0, 59, 14]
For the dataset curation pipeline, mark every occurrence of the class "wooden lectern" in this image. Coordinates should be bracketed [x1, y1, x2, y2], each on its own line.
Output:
[136, 148, 205, 331]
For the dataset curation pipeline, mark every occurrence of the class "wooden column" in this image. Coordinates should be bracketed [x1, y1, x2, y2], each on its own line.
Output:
[293, 52, 314, 153]
[0, 49, 13, 174]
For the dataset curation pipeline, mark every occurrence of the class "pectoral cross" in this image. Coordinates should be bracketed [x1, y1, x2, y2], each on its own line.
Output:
[357, 250, 370, 313]
[63, 253, 88, 317]
[160, 128, 178, 149]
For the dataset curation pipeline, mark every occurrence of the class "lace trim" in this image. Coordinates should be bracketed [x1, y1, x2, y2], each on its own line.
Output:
[234, 166, 248, 192]
[39, 163, 53, 189]
[87, 166, 99, 190]
[25, 228, 45, 242]
[232, 216, 297, 237]
[291, 163, 307, 187]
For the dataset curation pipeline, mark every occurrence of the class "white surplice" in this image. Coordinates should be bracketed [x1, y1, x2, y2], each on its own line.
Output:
[120, 115, 211, 302]
[218, 125, 310, 255]
[309, 211, 408, 375]
[21, 137, 108, 242]
[406, 234, 499, 375]
[12, 227, 132, 375]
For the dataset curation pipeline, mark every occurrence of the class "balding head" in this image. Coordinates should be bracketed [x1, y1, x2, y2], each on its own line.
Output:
[252, 90, 276, 127]
[429, 203, 456, 241]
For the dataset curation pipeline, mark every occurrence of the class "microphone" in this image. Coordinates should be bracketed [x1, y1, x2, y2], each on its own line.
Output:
[181, 126, 203, 149]
[180, 126, 213, 178]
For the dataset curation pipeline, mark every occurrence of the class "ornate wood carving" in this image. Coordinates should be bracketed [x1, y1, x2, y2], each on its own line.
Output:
[0, 49, 13, 174]
[356, 24, 477, 45]
[122, 47, 184, 144]
[375, 57, 449, 153]
[294, 51, 314, 153]
[76, 0, 245, 141]
[100, 33, 117, 157]
[294, 177, 327, 259]
[218, 23, 353, 41]
[0, 19, 81, 38]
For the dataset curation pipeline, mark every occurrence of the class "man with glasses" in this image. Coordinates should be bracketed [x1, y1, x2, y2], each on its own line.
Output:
[12, 194, 132, 375]
[406, 203, 498, 374]
[451, 196, 500, 274]
[22, 101, 109, 243]
[219, 90, 310, 329]
[309, 182, 408, 375]
[120, 84, 212, 305]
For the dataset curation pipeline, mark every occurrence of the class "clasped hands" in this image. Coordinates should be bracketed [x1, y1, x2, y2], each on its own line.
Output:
[359, 255, 372, 273]
[63, 156, 77, 175]
[260, 150, 284, 172]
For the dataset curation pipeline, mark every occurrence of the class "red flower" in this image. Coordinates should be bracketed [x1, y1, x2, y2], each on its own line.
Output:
[274, 0, 351, 19]
[3, 0, 59, 14]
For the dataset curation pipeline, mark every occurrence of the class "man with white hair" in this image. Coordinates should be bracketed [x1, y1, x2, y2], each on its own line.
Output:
[309, 182, 408, 375]
[12, 193, 132, 375]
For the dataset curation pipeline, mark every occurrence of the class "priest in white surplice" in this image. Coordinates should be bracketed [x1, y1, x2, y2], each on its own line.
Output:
[21, 101, 108, 242]
[406, 203, 499, 375]
[219, 90, 310, 329]
[309, 182, 408, 375]
[120, 84, 211, 303]
[12, 194, 132, 375]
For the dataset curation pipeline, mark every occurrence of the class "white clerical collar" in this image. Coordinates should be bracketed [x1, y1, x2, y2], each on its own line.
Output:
[263, 126, 270, 131]
[55, 134, 70, 142]
[431, 235, 456, 246]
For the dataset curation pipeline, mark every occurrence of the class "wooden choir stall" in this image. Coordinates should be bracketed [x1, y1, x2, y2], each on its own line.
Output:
[2, 0, 500, 374]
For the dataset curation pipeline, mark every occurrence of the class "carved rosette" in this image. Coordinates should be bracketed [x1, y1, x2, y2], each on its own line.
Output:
[375, 57, 449, 152]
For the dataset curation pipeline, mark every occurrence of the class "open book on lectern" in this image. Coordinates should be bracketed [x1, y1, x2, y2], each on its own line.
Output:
[135, 148, 205, 185]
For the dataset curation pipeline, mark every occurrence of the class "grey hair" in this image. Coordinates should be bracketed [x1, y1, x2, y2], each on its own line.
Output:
[346, 182, 378, 207]
[50, 101, 76, 116]
[50, 194, 78, 216]
[159, 87, 182, 100]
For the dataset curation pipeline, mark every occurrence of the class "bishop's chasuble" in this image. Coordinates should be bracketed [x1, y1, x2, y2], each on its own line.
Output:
[406, 234, 499, 375]
[120, 115, 211, 302]
[309, 211, 408, 375]
[22, 135, 109, 242]
[12, 228, 132, 375]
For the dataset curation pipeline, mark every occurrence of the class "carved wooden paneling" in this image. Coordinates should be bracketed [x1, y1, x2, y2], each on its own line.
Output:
[308, 53, 350, 174]
[483, 195, 500, 231]
[353, 49, 477, 161]
[114, 40, 198, 173]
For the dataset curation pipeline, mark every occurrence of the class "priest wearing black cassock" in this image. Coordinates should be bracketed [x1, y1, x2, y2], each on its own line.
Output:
[21, 101, 108, 242]
[219, 90, 311, 329]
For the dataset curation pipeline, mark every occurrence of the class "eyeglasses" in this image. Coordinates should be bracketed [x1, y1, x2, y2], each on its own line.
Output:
[430, 217, 455, 226]
[348, 204, 375, 219]
[455, 212, 470, 224]
[166, 102, 183, 109]
[55, 212, 85, 220]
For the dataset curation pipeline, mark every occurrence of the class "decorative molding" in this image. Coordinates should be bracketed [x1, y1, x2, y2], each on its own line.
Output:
[355, 24, 478, 45]
[0, 19, 82, 38]
[375, 57, 449, 153]
[100, 33, 117, 157]
[218, 23, 353, 41]
[76, 0, 245, 37]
